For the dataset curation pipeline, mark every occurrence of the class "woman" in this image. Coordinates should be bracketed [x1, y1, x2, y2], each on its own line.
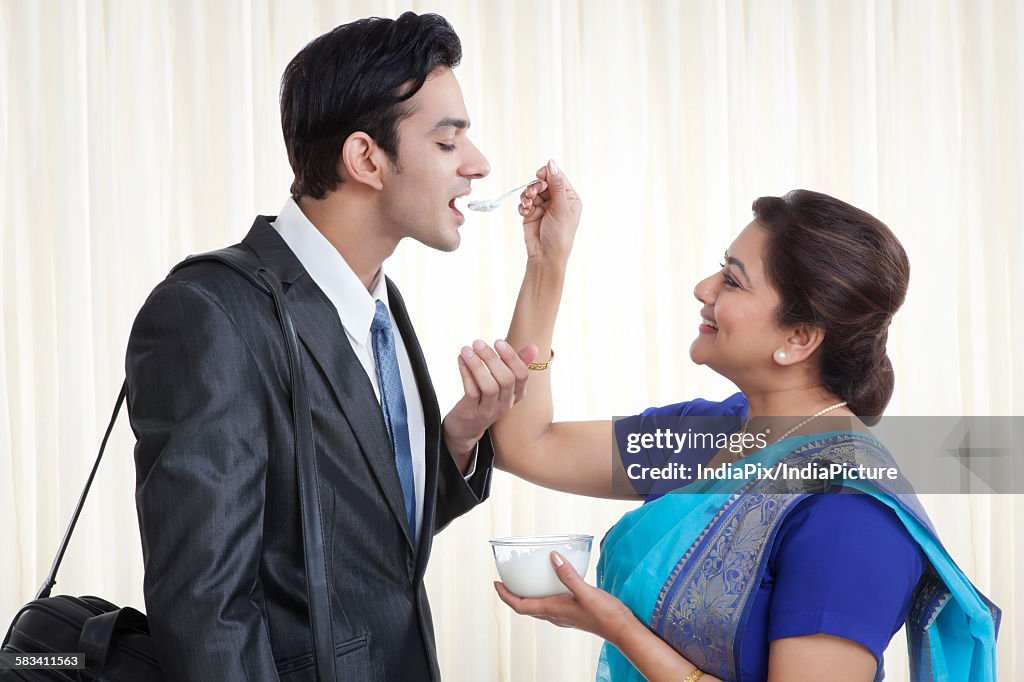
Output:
[472, 166, 999, 681]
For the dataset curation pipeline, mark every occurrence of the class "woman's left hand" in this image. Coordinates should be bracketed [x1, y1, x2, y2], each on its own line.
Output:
[494, 551, 636, 646]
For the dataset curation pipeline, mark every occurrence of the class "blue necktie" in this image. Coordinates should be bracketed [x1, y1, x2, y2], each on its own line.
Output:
[370, 300, 417, 545]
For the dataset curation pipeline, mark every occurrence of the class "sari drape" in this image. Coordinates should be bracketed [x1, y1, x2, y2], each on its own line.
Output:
[596, 431, 1000, 681]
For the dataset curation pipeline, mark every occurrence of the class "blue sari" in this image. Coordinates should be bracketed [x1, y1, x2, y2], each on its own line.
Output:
[597, 431, 1000, 681]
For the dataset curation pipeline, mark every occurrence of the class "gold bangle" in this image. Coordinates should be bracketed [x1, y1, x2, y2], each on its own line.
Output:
[683, 669, 704, 682]
[527, 349, 554, 371]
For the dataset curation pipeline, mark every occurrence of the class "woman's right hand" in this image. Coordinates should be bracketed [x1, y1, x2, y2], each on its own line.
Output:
[498, 159, 623, 500]
[519, 159, 582, 266]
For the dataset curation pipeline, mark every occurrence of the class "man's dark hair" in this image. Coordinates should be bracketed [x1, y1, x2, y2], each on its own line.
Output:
[280, 12, 462, 201]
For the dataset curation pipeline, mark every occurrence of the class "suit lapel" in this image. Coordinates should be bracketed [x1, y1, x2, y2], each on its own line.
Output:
[243, 217, 416, 551]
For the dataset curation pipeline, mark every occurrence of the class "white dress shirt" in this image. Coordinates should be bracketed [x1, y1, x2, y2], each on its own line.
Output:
[271, 198, 430, 537]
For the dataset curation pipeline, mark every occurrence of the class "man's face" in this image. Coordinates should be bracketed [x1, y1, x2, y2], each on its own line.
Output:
[379, 67, 490, 251]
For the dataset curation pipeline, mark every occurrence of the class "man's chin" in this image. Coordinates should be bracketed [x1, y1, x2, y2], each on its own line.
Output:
[416, 230, 461, 253]
[437, 229, 461, 252]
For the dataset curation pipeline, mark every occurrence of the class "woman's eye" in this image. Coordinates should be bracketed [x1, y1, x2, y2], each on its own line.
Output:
[438, 143, 455, 152]
[719, 262, 739, 288]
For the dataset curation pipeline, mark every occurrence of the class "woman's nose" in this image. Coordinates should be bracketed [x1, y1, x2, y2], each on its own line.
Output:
[693, 274, 715, 305]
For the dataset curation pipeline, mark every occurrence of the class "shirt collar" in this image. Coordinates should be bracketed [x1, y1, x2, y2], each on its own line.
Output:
[271, 197, 388, 346]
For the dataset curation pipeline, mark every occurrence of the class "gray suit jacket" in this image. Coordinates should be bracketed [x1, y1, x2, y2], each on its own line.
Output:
[125, 216, 494, 681]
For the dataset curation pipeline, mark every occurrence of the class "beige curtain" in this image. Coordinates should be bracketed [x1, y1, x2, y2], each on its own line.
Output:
[2, 1, 1020, 679]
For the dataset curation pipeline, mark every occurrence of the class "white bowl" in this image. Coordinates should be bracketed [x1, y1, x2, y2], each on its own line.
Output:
[489, 534, 594, 598]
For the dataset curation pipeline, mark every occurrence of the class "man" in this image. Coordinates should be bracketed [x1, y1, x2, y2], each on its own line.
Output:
[126, 12, 539, 680]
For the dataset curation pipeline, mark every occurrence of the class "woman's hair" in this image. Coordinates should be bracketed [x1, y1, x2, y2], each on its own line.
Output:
[752, 190, 910, 425]
[280, 12, 462, 201]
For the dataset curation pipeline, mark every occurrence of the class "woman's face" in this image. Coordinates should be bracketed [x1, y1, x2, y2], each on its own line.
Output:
[689, 221, 789, 382]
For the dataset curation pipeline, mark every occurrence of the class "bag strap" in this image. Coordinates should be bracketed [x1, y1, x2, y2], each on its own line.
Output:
[172, 247, 338, 682]
[79, 606, 150, 669]
[36, 382, 126, 601]
[39, 245, 337, 682]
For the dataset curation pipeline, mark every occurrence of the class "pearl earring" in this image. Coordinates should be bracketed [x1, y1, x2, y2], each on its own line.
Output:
[775, 350, 787, 362]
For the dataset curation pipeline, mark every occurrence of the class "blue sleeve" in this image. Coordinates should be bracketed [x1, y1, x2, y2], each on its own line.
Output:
[614, 393, 748, 498]
[637, 392, 748, 418]
[766, 492, 925, 662]
[616, 392, 748, 464]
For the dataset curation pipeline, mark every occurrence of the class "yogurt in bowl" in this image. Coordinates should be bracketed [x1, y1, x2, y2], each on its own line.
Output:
[490, 534, 594, 598]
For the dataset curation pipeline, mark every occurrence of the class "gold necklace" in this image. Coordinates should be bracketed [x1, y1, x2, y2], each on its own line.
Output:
[738, 400, 848, 458]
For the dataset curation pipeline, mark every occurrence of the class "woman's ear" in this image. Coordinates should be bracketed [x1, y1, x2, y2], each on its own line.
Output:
[774, 325, 825, 365]
[339, 132, 385, 191]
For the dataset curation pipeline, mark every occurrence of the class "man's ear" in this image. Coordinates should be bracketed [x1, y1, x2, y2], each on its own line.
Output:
[339, 132, 385, 191]
[775, 324, 826, 365]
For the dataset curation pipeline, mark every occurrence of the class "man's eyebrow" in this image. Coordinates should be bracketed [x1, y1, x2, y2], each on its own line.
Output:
[431, 117, 470, 132]
[724, 251, 751, 284]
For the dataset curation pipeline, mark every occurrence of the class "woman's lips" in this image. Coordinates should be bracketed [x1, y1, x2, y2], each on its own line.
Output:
[699, 318, 719, 334]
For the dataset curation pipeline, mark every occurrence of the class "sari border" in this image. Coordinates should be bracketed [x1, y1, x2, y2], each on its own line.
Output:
[648, 432, 929, 679]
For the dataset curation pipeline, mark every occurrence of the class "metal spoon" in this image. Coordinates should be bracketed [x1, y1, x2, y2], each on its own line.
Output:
[467, 179, 543, 212]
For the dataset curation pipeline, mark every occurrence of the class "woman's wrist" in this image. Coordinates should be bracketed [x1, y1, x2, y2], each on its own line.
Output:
[525, 251, 569, 276]
[509, 258, 567, 339]
[604, 605, 644, 651]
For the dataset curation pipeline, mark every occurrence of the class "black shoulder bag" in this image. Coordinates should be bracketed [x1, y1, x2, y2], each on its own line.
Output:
[2, 248, 338, 682]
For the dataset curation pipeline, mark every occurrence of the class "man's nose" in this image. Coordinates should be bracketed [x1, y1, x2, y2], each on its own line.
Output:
[460, 138, 490, 179]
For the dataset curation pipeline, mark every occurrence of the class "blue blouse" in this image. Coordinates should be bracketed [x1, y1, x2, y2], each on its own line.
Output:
[631, 394, 926, 680]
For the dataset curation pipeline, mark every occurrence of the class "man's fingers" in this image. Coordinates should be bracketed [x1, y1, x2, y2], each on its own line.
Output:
[517, 343, 539, 366]
[461, 341, 515, 413]
[494, 339, 532, 403]
[470, 340, 517, 405]
[460, 344, 500, 402]
[460, 340, 539, 413]
[457, 352, 480, 401]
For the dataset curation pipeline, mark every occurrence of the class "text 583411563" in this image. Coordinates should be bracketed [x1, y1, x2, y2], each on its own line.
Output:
[0, 653, 84, 669]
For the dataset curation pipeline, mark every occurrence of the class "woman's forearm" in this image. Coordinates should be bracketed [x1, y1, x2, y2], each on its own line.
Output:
[506, 257, 567, 370]
[495, 255, 625, 498]
[492, 257, 567, 457]
[490, 169, 618, 496]
[611, 617, 721, 682]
